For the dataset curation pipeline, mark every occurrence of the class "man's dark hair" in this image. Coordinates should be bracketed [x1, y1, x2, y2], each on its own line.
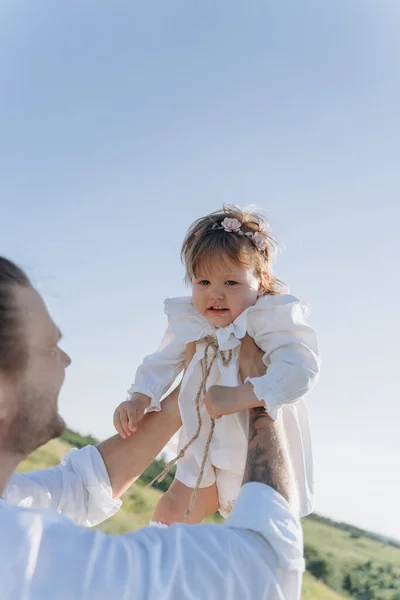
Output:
[0, 257, 32, 376]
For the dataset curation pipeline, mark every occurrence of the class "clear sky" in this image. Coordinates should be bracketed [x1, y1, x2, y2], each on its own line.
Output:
[1, 1, 399, 540]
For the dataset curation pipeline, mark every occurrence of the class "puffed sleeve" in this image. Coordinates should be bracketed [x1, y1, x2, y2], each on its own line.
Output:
[246, 294, 320, 420]
[127, 297, 206, 412]
[127, 325, 186, 412]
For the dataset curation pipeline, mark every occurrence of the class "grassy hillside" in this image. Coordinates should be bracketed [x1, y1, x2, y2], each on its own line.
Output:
[16, 435, 400, 600]
[301, 572, 347, 600]
[302, 517, 400, 598]
[303, 517, 400, 570]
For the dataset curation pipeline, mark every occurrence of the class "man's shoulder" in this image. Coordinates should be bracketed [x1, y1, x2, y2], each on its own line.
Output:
[0, 503, 99, 598]
[0, 501, 98, 553]
[1, 501, 74, 535]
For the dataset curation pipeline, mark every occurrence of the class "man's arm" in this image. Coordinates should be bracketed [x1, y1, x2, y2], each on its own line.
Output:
[5, 387, 182, 525]
[97, 385, 182, 498]
[239, 334, 293, 504]
[244, 409, 292, 503]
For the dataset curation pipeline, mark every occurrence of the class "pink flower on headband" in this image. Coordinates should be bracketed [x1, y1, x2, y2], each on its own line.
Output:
[252, 231, 268, 251]
[221, 217, 242, 232]
[213, 218, 268, 252]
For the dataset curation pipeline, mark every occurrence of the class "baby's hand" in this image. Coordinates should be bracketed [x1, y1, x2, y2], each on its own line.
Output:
[203, 383, 261, 419]
[113, 393, 151, 438]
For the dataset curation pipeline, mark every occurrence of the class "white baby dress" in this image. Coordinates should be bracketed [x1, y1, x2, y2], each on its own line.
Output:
[129, 293, 320, 518]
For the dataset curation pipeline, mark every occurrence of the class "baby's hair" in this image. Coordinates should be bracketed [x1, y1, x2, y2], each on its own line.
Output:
[181, 205, 287, 295]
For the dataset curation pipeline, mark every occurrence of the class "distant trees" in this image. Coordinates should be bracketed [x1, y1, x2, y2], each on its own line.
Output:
[61, 427, 98, 449]
[136, 456, 176, 493]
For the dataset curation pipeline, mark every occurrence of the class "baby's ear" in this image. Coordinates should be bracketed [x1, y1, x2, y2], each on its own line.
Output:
[257, 273, 270, 296]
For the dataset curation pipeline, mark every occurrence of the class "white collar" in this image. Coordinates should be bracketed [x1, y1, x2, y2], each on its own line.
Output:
[213, 309, 248, 350]
[164, 297, 250, 351]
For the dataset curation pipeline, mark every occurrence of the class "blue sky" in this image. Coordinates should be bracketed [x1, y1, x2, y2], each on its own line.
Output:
[1, 1, 399, 539]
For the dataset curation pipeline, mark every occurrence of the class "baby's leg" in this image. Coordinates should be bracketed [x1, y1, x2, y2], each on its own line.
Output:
[152, 479, 219, 525]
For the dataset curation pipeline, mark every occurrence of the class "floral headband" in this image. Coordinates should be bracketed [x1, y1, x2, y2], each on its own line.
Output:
[211, 217, 268, 252]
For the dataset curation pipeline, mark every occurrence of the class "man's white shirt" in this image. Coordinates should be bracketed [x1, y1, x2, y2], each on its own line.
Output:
[4, 446, 121, 526]
[1, 446, 304, 599]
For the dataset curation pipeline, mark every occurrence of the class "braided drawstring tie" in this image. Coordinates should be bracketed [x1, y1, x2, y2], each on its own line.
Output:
[149, 336, 233, 522]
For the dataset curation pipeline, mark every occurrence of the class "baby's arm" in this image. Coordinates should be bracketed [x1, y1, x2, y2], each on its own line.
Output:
[114, 326, 187, 438]
[203, 335, 268, 419]
[203, 380, 265, 420]
[245, 297, 320, 420]
[204, 297, 320, 421]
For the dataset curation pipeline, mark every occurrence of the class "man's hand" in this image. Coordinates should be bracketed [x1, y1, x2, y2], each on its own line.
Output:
[113, 393, 151, 438]
[239, 333, 267, 381]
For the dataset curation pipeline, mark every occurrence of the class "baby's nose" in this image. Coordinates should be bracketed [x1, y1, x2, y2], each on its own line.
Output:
[209, 287, 224, 299]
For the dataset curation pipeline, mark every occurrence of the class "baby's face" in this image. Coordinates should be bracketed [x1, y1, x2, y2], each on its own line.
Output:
[192, 259, 262, 328]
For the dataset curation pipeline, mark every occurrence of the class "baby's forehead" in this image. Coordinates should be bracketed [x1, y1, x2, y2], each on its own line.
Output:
[195, 257, 249, 278]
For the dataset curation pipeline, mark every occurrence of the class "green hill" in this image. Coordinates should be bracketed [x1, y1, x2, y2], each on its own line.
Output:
[16, 431, 400, 600]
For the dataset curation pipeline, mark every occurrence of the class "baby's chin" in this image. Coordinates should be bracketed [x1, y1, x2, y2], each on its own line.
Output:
[204, 308, 246, 328]
[207, 317, 233, 328]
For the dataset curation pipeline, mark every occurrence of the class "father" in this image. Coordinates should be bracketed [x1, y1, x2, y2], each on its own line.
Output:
[0, 257, 304, 599]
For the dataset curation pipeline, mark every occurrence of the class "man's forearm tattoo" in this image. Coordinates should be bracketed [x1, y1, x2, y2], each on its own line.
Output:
[244, 408, 291, 503]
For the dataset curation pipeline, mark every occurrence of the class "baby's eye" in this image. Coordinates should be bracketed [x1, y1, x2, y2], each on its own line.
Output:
[198, 280, 210, 286]
[226, 280, 238, 286]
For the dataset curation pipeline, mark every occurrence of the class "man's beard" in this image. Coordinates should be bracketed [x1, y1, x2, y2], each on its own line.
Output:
[6, 387, 66, 456]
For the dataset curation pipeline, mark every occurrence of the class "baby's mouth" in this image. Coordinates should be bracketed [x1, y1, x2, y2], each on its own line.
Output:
[207, 306, 229, 313]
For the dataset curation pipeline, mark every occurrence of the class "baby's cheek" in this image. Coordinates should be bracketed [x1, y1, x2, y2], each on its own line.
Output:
[191, 295, 204, 315]
[233, 295, 258, 318]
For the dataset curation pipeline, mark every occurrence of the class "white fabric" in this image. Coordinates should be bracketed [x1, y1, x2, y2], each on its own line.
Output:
[4, 446, 121, 527]
[215, 468, 244, 518]
[129, 294, 320, 517]
[149, 520, 168, 528]
[173, 443, 243, 518]
[0, 482, 304, 600]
